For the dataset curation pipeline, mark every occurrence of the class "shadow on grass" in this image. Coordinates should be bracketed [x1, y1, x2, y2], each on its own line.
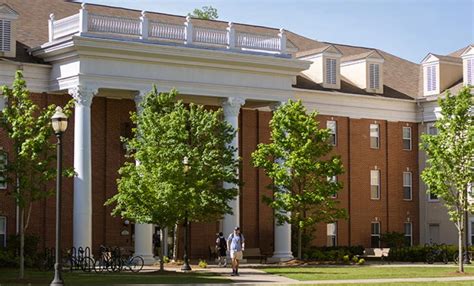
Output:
[0, 268, 229, 285]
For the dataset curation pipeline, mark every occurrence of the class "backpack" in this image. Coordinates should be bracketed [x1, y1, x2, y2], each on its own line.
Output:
[228, 233, 244, 249]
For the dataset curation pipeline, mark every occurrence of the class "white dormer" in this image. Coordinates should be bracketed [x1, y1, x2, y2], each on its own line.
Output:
[421, 53, 462, 96]
[340, 50, 384, 94]
[0, 4, 18, 58]
[460, 45, 474, 87]
[298, 45, 343, 89]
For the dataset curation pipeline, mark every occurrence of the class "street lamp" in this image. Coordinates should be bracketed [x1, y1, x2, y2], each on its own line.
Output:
[434, 107, 471, 264]
[181, 156, 192, 271]
[50, 107, 68, 286]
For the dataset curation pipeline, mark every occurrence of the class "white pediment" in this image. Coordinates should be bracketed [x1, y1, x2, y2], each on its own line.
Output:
[324, 45, 343, 56]
[421, 53, 439, 64]
[461, 45, 474, 57]
[0, 4, 19, 20]
[367, 50, 384, 61]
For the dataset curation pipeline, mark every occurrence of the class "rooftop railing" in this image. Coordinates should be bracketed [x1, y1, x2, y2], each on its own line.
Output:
[48, 3, 287, 55]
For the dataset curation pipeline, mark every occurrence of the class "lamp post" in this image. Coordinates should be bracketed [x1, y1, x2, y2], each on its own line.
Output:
[181, 156, 192, 271]
[50, 107, 68, 286]
[433, 107, 471, 264]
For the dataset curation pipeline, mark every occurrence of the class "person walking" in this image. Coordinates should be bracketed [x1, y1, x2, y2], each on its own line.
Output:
[216, 232, 227, 267]
[227, 226, 245, 276]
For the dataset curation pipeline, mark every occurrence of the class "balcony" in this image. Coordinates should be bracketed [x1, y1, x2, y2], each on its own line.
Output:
[48, 3, 288, 56]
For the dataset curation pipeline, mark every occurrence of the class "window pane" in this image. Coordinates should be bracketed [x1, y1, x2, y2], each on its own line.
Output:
[371, 223, 380, 235]
[404, 223, 412, 235]
[403, 187, 412, 200]
[371, 235, 380, 248]
[327, 121, 337, 146]
[370, 124, 379, 148]
[0, 217, 5, 234]
[429, 191, 438, 200]
[327, 223, 336, 236]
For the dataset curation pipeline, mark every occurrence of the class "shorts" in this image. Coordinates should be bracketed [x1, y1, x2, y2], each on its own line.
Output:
[230, 250, 243, 260]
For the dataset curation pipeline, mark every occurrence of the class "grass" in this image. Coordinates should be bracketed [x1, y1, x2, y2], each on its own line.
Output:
[263, 265, 474, 281]
[0, 268, 229, 285]
[306, 282, 474, 286]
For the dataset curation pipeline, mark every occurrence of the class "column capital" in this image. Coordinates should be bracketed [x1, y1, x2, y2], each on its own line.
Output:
[222, 97, 245, 117]
[68, 86, 97, 107]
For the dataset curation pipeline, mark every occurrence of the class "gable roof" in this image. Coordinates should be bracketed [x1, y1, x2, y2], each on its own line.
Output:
[296, 44, 342, 58]
[341, 50, 384, 63]
[0, 3, 18, 18]
[421, 53, 463, 64]
[2, 0, 421, 100]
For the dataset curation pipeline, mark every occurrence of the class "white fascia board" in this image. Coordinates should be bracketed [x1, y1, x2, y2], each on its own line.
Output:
[0, 61, 51, 93]
[34, 36, 311, 76]
[294, 87, 417, 122]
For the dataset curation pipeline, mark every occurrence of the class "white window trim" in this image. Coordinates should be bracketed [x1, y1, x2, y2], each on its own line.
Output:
[0, 19, 12, 52]
[370, 169, 380, 200]
[427, 190, 439, 202]
[403, 171, 412, 201]
[402, 127, 412, 151]
[327, 222, 337, 247]
[0, 216, 6, 248]
[404, 222, 413, 246]
[370, 124, 380, 149]
[327, 120, 337, 146]
[371, 221, 381, 248]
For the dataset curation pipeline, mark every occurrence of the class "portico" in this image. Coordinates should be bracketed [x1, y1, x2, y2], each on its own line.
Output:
[29, 4, 309, 264]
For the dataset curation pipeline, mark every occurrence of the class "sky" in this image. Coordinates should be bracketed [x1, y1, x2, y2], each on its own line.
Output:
[85, 0, 473, 63]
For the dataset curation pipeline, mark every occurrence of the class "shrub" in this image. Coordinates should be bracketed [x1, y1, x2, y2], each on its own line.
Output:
[304, 246, 364, 262]
[388, 244, 459, 262]
[162, 256, 170, 263]
[352, 255, 359, 263]
[357, 258, 365, 265]
[198, 259, 208, 268]
[381, 232, 406, 248]
[342, 255, 350, 264]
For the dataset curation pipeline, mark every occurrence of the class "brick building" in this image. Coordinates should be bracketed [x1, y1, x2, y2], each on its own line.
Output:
[0, 0, 471, 262]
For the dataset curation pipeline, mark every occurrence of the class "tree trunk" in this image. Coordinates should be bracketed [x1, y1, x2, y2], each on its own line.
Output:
[159, 228, 165, 272]
[297, 227, 302, 260]
[172, 223, 178, 262]
[459, 224, 464, 273]
[19, 207, 25, 279]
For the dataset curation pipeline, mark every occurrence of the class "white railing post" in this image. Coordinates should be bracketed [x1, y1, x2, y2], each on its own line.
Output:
[79, 3, 89, 34]
[140, 10, 148, 40]
[48, 13, 55, 42]
[227, 22, 235, 49]
[279, 28, 286, 54]
[184, 16, 193, 45]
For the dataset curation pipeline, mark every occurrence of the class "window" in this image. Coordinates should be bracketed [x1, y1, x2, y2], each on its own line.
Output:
[402, 127, 412, 150]
[427, 123, 438, 135]
[0, 19, 11, 52]
[404, 222, 412, 246]
[369, 63, 380, 89]
[0, 216, 5, 248]
[370, 124, 379, 149]
[327, 222, 337, 247]
[371, 222, 381, 248]
[0, 150, 7, 190]
[370, 170, 380, 199]
[426, 65, 437, 92]
[428, 224, 440, 244]
[467, 59, 473, 86]
[428, 190, 439, 201]
[328, 175, 337, 198]
[325, 58, 337, 85]
[403, 172, 412, 200]
[327, 120, 337, 146]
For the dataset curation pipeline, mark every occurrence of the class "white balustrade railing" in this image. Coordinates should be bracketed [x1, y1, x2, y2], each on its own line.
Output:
[193, 27, 227, 46]
[48, 4, 287, 54]
[149, 21, 185, 41]
[88, 13, 140, 36]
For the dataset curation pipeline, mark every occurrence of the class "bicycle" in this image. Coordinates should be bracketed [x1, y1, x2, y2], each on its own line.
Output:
[453, 251, 473, 264]
[425, 243, 448, 264]
[69, 247, 95, 272]
[120, 254, 144, 273]
[94, 245, 122, 273]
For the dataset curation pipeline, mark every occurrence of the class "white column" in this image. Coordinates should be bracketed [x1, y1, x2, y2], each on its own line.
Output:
[133, 91, 155, 265]
[69, 86, 96, 250]
[222, 97, 245, 238]
[269, 101, 293, 262]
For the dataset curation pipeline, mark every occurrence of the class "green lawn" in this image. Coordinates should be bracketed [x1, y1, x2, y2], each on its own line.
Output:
[0, 268, 229, 285]
[308, 282, 474, 286]
[263, 266, 474, 281]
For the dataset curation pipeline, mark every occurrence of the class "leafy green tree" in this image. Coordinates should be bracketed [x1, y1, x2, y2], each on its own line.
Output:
[106, 86, 239, 267]
[0, 71, 73, 278]
[252, 100, 346, 259]
[188, 6, 219, 20]
[420, 87, 474, 273]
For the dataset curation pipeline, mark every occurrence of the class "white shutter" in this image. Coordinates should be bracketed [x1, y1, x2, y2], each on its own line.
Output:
[468, 59, 473, 86]
[0, 19, 11, 52]
[431, 65, 437, 91]
[325, 58, 337, 85]
[369, 64, 380, 89]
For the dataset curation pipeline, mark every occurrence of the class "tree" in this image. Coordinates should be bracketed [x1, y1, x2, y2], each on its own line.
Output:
[420, 86, 474, 273]
[188, 6, 219, 20]
[0, 71, 73, 278]
[252, 100, 346, 259]
[106, 86, 239, 268]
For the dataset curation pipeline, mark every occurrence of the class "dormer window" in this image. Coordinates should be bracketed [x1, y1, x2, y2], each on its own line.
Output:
[426, 65, 437, 92]
[0, 19, 11, 52]
[325, 58, 337, 85]
[369, 63, 380, 89]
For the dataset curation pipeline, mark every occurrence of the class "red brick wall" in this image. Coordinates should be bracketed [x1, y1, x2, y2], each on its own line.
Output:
[0, 96, 419, 256]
